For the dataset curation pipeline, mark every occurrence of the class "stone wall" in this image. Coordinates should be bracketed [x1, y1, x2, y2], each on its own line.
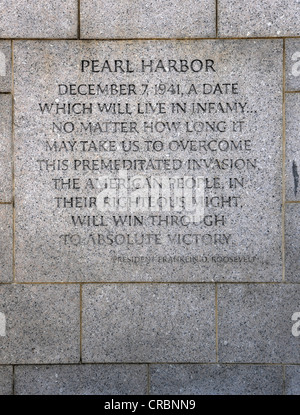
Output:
[0, 0, 300, 395]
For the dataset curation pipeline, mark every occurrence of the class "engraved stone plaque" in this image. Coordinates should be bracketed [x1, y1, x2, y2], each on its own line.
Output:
[14, 40, 283, 282]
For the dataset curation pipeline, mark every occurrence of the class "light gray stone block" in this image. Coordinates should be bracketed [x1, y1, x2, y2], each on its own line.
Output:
[82, 284, 216, 363]
[0, 41, 11, 92]
[0, 284, 80, 364]
[0, 95, 12, 202]
[150, 364, 283, 395]
[15, 364, 147, 395]
[219, 0, 300, 38]
[285, 365, 300, 395]
[0, 0, 77, 38]
[286, 94, 300, 201]
[0, 366, 13, 395]
[218, 284, 300, 363]
[286, 39, 300, 92]
[14, 40, 283, 283]
[80, 0, 216, 39]
[0, 204, 12, 282]
[285, 204, 300, 281]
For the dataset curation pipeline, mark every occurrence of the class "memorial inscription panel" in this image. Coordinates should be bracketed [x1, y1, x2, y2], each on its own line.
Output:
[14, 40, 283, 282]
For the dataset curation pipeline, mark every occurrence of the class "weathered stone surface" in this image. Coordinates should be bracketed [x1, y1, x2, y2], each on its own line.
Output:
[14, 40, 283, 282]
[82, 284, 215, 363]
[0, 41, 11, 92]
[15, 364, 147, 395]
[218, 284, 300, 363]
[286, 39, 300, 91]
[0, 366, 13, 395]
[286, 94, 300, 201]
[285, 204, 300, 281]
[0, 285, 80, 364]
[80, 0, 216, 39]
[285, 365, 300, 395]
[0, 204, 12, 282]
[0, 0, 77, 38]
[149, 364, 283, 395]
[219, 0, 300, 37]
[0, 95, 12, 202]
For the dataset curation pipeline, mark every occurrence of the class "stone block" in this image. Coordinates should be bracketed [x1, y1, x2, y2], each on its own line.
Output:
[285, 204, 300, 281]
[0, 284, 80, 364]
[219, 0, 300, 37]
[285, 365, 300, 395]
[15, 364, 147, 395]
[218, 284, 300, 363]
[80, 0, 216, 39]
[0, 204, 12, 282]
[0, 41, 11, 92]
[0, 366, 13, 395]
[285, 94, 300, 201]
[82, 284, 216, 363]
[286, 39, 300, 92]
[150, 364, 283, 394]
[0, 0, 77, 38]
[0, 94, 12, 202]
